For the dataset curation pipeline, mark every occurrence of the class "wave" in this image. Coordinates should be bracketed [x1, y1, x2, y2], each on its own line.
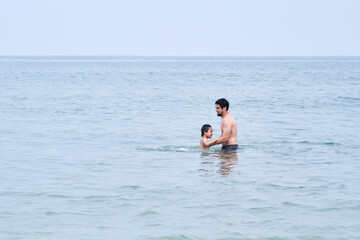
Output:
[137, 145, 222, 153]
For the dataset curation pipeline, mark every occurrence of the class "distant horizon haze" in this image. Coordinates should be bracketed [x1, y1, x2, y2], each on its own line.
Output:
[1, 0, 359, 56]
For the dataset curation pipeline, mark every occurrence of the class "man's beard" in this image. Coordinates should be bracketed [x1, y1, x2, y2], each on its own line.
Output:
[217, 112, 222, 117]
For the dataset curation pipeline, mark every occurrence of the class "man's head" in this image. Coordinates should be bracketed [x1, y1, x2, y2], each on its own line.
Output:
[215, 98, 229, 116]
[201, 124, 213, 138]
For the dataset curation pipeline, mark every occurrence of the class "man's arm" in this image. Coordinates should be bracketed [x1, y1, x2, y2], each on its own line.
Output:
[214, 120, 231, 144]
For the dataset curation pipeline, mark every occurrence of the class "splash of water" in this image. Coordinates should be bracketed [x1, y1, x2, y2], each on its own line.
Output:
[137, 145, 222, 153]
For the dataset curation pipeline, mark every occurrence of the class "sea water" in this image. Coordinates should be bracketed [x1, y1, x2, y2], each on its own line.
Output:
[0, 56, 359, 240]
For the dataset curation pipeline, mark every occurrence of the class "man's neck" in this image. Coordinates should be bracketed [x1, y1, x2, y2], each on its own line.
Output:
[221, 111, 229, 118]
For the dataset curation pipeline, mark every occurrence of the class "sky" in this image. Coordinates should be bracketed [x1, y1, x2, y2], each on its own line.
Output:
[1, 0, 359, 56]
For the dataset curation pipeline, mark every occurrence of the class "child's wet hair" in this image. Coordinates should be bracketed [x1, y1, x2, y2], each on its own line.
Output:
[201, 124, 212, 137]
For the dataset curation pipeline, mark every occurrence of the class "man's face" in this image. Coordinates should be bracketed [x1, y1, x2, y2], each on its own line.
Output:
[216, 104, 224, 116]
[204, 127, 213, 138]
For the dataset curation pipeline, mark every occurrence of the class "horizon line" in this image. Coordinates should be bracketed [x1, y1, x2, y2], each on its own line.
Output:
[1, 55, 360, 57]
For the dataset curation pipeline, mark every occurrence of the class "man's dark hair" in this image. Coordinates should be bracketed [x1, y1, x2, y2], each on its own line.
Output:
[215, 98, 229, 111]
[201, 124, 212, 137]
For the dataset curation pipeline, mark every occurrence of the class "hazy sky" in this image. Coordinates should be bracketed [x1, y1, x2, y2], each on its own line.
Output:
[1, 0, 359, 56]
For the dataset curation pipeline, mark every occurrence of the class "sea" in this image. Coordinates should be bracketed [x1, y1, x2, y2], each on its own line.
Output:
[1, 56, 359, 240]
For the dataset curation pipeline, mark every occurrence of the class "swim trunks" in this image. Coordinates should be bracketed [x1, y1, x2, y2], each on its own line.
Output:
[221, 144, 239, 151]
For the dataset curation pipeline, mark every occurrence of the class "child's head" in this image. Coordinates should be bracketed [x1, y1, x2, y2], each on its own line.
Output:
[201, 124, 213, 138]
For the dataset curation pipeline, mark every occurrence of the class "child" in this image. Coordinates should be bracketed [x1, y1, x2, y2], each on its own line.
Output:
[200, 124, 218, 150]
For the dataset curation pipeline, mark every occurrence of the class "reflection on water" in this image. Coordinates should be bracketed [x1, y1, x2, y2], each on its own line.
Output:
[200, 150, 238, 176]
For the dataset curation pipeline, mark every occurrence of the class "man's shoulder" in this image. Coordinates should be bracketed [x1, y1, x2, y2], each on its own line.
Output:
[224, 113, 235, 121]
[228, 113, 236, 121]
[223, 114, 237, 127]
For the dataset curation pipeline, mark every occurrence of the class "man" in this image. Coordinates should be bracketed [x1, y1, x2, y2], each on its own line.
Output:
[213, 98, 238, 150]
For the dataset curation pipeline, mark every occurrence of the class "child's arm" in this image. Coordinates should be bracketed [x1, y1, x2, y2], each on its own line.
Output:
[203, 138, 219, 147]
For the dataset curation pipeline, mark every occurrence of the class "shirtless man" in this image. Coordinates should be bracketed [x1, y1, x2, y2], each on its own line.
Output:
[213, 98, 238, 150]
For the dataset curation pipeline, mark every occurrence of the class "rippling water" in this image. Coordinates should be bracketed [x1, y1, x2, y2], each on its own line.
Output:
[1, 56, 360, 239]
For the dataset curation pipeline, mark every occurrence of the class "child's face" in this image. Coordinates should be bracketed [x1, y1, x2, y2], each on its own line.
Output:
[204, 127, 213, 138]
